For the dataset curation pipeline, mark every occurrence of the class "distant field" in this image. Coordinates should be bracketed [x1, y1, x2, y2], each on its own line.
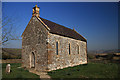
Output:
[2, 63, 40, 79]
[2, 48, 22, 59]
[1, 59, 22, 63]
[48, 62, 119, 78]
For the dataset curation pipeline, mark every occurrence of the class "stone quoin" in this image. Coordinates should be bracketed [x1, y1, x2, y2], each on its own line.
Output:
[21, 5, 87, 72]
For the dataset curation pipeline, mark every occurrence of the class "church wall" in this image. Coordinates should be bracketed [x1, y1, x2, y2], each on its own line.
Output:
[47, 33, 87, 71]
[22, 17, 48, 71]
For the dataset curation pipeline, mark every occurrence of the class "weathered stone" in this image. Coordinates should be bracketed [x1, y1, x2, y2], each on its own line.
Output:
[22, 5, 87, 72]
[22, 16, 48, 71]
[6, 64, 10, 74]
[47, 33, 87, 71]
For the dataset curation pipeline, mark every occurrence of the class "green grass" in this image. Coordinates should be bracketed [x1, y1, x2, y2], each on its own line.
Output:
[48, 63, 119, 78]
[2, 63, 40, 79]
[2, 62, 119, 79]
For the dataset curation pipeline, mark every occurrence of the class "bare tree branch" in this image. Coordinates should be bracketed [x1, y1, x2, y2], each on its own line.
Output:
[0, 16, 20, 45]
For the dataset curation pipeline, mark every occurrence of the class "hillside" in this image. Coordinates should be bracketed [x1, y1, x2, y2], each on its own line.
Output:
[2, 48, 22, 59]
[88, 49, 120, 54]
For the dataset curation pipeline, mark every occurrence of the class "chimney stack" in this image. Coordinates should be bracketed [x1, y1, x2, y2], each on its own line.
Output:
[32, 5, 40, 17]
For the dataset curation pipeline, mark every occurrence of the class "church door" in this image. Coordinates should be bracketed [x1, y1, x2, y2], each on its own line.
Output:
[30, 52, 35, 68]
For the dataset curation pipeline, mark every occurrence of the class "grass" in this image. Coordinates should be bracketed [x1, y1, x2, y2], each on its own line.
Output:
[2, 63, 40, 79]
[48, 62, 119, 78]
[1, 62, 119, 79]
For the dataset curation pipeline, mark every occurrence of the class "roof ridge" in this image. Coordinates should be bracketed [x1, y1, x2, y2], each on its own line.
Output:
[39, 17, 74, 31]
[36, 16, 50, 30]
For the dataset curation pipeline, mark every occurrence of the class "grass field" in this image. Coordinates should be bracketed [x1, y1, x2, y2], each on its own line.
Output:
[2, 48, 22, 59]
[2, 62, 119, 79]
[2, 63, 39, 79]
[48, 62, 119, 78]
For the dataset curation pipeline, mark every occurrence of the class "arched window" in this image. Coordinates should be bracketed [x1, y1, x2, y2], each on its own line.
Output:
[69, 43, 71, 55]
[56, 42, 58, 55]
[77, 45, 79, 54]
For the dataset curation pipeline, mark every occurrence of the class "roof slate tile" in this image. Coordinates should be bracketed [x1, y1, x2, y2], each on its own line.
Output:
[40, 17, 87, 42]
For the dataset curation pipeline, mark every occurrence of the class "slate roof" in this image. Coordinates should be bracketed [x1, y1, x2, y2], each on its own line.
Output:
[39, 17, 87, 42]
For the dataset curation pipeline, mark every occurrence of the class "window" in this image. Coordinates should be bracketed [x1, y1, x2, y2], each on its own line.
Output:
[56, 42, 58, 55]
[77, 45, 79, 54]
[69, 43, 71, 55]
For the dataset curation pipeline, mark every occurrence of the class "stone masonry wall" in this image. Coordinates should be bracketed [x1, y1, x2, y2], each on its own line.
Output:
[22, 16, 48, 71]
[47, 33, 87, 71]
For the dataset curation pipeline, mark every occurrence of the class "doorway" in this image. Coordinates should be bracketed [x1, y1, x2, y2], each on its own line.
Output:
[30, 52, 35, 68]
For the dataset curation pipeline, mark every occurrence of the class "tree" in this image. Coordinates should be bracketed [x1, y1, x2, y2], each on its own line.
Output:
[0, 16, 20, 45]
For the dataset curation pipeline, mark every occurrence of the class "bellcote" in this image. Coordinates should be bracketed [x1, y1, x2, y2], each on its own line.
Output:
[32, 5, 40, 17]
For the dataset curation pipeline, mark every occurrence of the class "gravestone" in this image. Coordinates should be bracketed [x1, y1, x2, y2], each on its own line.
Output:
[6, 64, 11, 74]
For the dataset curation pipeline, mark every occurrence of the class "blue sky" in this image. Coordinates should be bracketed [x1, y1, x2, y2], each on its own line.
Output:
[2, 2, 118, 51]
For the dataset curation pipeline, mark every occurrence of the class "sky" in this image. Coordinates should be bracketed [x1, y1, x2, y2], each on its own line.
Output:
[2, 2, 118, 51]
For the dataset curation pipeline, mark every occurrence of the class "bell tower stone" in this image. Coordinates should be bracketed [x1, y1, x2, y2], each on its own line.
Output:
[32, 5, 40, 17]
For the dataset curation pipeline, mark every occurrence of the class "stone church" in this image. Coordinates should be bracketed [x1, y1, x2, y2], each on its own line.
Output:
[22, 5, 87, 72]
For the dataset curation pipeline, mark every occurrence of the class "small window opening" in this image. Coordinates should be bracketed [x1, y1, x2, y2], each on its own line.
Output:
[77, 45, 79, 54]
[69, 43, 71, 55]
[56, 42, 58, 55]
